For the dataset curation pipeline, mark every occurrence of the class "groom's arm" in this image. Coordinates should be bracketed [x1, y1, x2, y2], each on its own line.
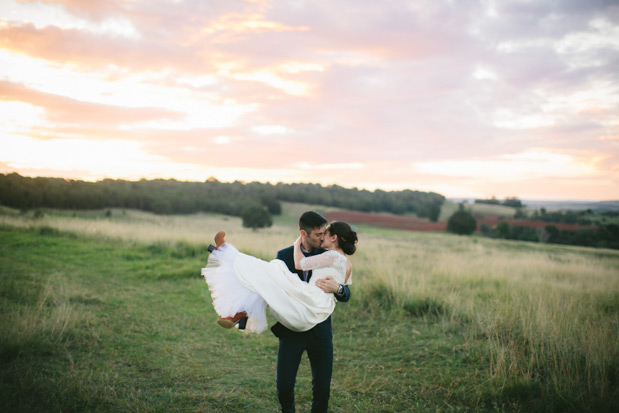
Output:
[336, 285, 350, 302]
[320, 277, 350, 302]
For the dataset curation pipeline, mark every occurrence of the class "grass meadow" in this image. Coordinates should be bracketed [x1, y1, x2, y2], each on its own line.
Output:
[0, 204, 617, 412]
[438, 201, 517, 221]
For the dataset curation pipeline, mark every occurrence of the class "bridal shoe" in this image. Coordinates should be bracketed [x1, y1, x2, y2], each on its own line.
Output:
[207, 231, 227, 253]
[217, 311, 248, 330]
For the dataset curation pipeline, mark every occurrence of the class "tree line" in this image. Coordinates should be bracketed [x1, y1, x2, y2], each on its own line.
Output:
[447, 207, 619, 250]
[479, 221, 619, 250]
[0, 173, 444, 219]
[475, 196, 523, 208]
[528, 208, 619, 226]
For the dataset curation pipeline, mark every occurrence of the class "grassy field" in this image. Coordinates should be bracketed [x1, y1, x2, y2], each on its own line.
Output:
[439, 201, 517, 221]
[1, 204, 618, 412]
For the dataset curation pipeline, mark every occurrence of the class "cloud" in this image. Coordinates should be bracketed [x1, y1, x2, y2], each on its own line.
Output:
[0, 0, 618, 200]
[412, 149, 600, 181]
[0, 22, 194, 73]
[0, 80, 182, 127]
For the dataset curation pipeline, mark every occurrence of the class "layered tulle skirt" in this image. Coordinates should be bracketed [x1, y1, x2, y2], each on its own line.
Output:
[202, 243, 336, 333]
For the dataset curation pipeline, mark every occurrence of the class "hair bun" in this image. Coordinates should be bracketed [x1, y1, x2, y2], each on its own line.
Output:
[328, 221, 357, 255]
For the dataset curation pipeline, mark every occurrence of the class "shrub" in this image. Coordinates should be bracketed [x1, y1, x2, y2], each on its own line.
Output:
[480, 223, 492, 235]
[37, 226, 59, 236]
[241, 205, 272, 230]
[262, 198, 282, 215]
[447, 210, 477, 235]
[496, 221, 509, 238]
[403, 297, 445, 317]
[428, 204, 441, 222]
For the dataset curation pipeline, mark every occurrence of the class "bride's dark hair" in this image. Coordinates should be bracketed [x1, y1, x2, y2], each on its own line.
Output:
[327, 221, 358, 255]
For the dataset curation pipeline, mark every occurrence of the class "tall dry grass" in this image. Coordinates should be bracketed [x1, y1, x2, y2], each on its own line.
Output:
[2, 206, 617, 406]
[355, 230, 618, 406]
[0, 208, 292, 260]
[1, 272, 80, 360]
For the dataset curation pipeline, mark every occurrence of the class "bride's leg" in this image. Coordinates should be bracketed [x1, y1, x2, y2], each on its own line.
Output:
[207, 231, 226, 252]
[215, 231, 226, 249]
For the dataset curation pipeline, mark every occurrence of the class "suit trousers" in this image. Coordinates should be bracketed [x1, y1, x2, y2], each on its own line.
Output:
[276, 325, 333, 413]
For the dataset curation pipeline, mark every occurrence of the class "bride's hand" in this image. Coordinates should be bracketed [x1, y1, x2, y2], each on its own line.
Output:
[316, 276, 339, 294]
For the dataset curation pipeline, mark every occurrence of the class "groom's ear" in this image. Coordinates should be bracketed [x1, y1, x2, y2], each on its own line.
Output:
[300, 229, 307, 238]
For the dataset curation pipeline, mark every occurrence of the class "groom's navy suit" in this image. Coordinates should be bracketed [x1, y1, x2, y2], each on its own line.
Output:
[273, 246, 350, 413]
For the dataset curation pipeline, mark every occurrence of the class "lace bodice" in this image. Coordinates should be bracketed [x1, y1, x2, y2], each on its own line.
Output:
[299, 250, 351, 285]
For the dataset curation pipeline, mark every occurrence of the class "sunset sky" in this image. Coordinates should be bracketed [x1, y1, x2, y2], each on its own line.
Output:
[1, 0, 618, 201]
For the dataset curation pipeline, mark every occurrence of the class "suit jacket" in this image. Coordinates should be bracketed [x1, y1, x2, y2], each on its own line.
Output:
[270, 245, 350, 338]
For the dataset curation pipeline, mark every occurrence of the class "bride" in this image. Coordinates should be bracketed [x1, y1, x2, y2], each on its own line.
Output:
[201, 221, 357, 333]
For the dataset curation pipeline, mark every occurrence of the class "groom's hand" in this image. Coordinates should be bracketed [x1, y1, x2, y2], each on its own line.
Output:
[317, 276, 339, 294]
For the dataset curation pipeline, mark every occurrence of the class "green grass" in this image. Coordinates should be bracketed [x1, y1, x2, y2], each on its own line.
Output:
[1, 207, 618, 412]
[0, 225, 486, 412]
[0, 226, 276, 411]
[440, 201, 517, 221]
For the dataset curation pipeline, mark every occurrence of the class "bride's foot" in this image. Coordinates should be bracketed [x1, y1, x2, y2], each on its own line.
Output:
[217, 312, 248, 329]
[215, 231, 226, 249]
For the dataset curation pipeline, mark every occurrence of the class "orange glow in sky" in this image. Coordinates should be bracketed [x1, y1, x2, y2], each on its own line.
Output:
[1, 0, 618, 201]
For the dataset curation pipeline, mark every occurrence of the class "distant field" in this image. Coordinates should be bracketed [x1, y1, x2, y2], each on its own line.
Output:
[325, 208, 594, 233]
[1, 205, 618, 412]
[441, 200, 517, 220]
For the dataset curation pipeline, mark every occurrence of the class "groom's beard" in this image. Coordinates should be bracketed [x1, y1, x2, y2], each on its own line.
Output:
[306, 237, 322, 251]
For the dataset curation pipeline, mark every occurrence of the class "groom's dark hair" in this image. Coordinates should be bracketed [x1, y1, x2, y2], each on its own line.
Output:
[299, 211, 327, 234]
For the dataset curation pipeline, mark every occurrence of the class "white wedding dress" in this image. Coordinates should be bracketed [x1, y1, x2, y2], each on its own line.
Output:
[202, 243, 351, 333]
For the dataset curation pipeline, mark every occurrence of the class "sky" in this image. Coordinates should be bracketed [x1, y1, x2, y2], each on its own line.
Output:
[1, 0, 618, 201]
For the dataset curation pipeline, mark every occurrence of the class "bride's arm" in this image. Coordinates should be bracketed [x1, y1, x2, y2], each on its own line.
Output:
[293, 236, 304, 270]
[298, 250, 337, 271]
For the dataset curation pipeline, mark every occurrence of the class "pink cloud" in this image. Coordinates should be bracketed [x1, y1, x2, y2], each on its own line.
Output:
[0, 80, 182, 126]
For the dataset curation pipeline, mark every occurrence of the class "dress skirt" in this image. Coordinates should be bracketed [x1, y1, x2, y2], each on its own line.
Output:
[202, 243, 336, 333]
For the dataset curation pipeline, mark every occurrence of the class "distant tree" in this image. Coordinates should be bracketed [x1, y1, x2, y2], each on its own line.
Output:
[509, 225, 538, 242]
[480, 223, 492, 236]
[502, 197, 523, 208]
[447, 210, 477, 235]
[241, 205, 272, 230]
[475, 196, 500, 205]
[536, 227, 550, 243]
[514, 208, 527, 219]
[545, 225, 560, 242]
[262, 197, 282, 215]
[496, 221, 510, 238]
[428, 204, 441, 222]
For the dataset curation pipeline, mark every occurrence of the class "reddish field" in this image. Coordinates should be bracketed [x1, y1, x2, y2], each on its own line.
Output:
[324, 211, 445, 231]
[323, 210, 594, 233]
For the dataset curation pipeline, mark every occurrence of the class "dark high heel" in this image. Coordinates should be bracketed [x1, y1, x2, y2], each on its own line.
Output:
[217, 311, 248, 329]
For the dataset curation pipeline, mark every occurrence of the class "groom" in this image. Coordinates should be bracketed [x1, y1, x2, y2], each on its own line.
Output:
[272, 211, 351, 413]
